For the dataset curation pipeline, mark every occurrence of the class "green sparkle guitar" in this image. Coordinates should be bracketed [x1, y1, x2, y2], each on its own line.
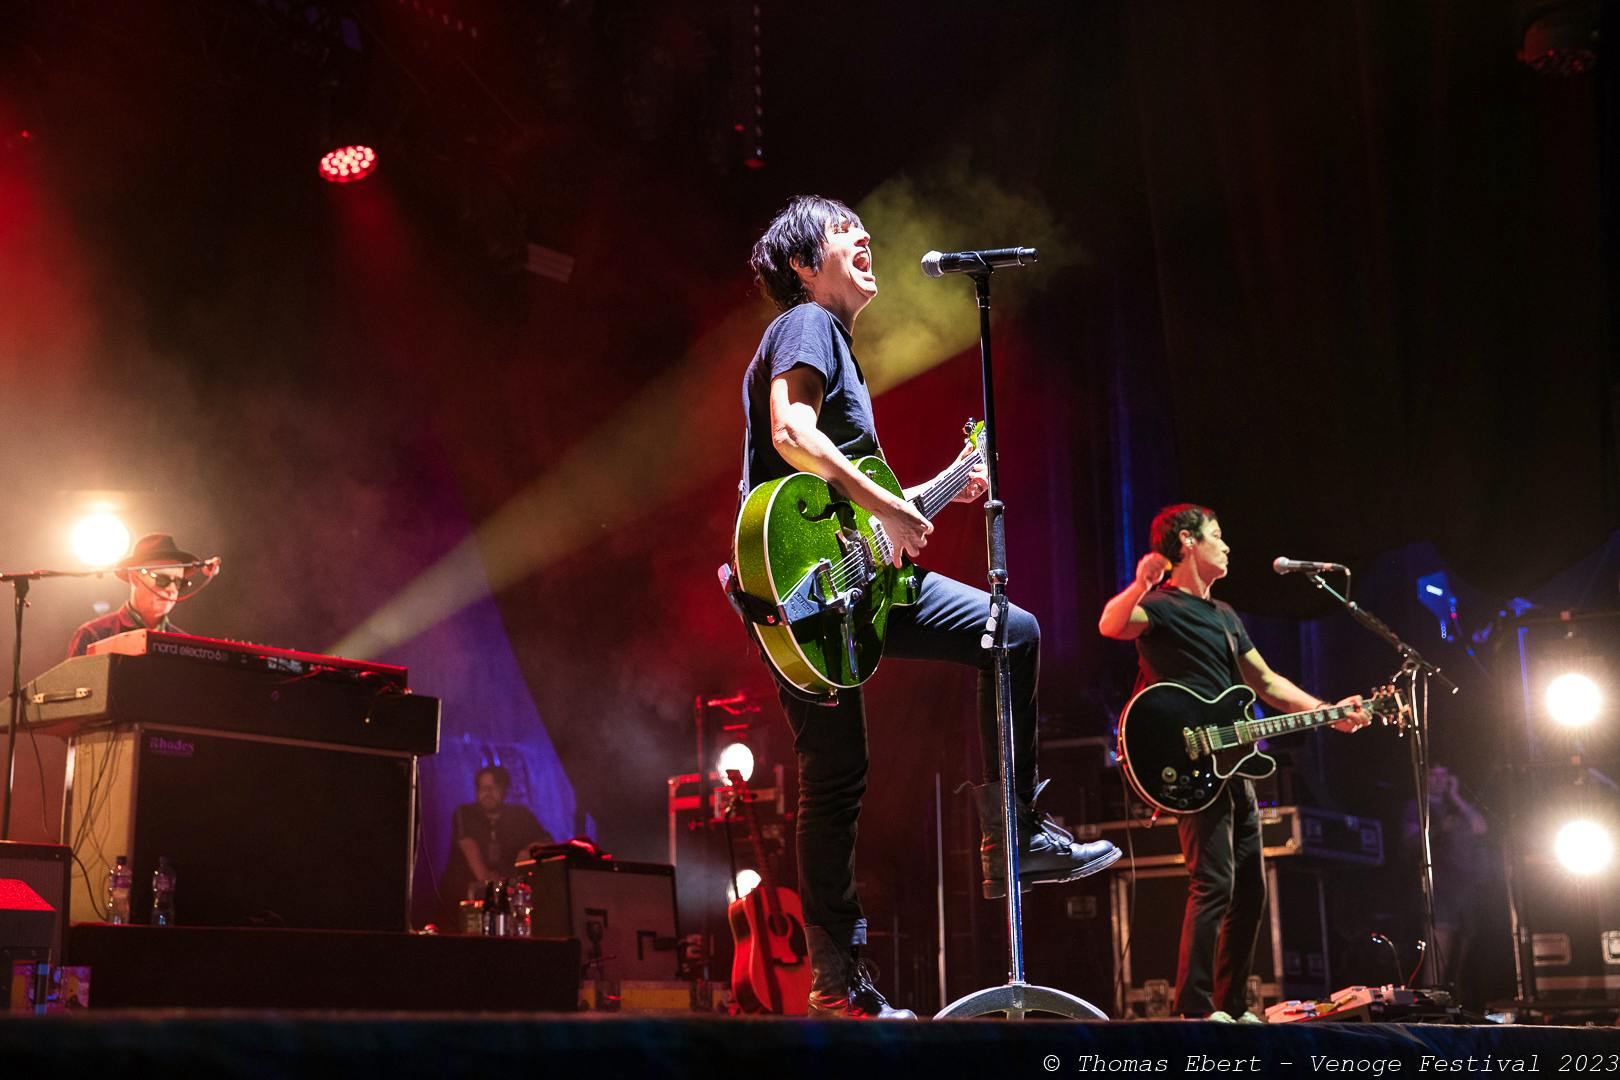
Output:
[732, 421, 984, 697]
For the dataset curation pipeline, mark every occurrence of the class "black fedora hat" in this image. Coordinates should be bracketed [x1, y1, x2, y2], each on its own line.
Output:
[116, 533, 198, 574]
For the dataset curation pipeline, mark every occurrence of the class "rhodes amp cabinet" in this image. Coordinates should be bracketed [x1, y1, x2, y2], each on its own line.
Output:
[64, 725, 418, 930]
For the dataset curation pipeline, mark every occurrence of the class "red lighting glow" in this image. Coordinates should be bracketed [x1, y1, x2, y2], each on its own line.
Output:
[318, 145, 378, 184]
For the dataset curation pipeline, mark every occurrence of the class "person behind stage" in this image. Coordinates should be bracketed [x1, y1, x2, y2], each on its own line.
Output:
[1098, 503, 1369, 1021]
[443, 764, 553, 912]
[740, 195, 1120, 1019]
[68, 532, 216, 657]
[1401, 762, 1495, 995]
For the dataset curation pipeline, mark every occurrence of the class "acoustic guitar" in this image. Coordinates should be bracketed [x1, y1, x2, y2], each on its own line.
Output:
[724, 772, 811, 1015]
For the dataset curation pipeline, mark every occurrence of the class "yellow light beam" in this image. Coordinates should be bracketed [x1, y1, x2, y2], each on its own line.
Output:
[329, 173, 1066, 659]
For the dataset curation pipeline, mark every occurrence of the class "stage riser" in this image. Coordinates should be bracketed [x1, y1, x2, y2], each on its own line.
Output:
[0, 1013, 1611, 1080]
[64, 924, 579, 1011]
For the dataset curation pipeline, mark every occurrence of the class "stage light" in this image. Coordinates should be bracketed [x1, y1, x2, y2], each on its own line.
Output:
[69, 512, 130, 568]
[717, 742, 755, 784]
[319, 145, 377, 184]
[1547, 673, 1602, 729]
[1554, 819, 1614, 876]
[728, 868, 761, 901]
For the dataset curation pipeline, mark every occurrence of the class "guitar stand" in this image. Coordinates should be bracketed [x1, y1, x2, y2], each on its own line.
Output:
[933, 270, 1107, 1021]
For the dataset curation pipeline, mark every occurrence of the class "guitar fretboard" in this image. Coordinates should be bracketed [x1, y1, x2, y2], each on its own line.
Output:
[914, 450, 984, 519]
[1202, 704, 1359, 753]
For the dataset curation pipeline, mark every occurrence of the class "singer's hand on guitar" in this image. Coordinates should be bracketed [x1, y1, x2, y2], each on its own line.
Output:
[1136, 552, 1171, 591]
[1330, 694, 1371, 732]
[874, 500, 932, 566]
[950, 440, 990, 504]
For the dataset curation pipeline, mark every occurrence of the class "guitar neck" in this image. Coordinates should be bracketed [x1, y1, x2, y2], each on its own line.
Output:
[1218, 703, 1353, 749]
[911, 450, 984, 520]
[742, 794, 783, 917]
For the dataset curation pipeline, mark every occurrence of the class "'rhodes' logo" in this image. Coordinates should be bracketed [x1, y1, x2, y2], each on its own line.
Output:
[147, 735, 195, 759]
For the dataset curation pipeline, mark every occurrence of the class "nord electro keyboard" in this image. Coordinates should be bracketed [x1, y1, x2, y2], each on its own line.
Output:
[8, 639, 438, 756]
[88, 629, 409, 690]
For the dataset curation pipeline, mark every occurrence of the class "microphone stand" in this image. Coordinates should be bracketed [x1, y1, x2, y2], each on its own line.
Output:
[933, 270, 1106, 1021]
[0, 560, 211, 841]
[1305, 572, 1458, 989]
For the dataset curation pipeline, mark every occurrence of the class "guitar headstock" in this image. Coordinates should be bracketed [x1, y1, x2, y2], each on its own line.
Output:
[962, 418, 986, 454]
[1367, 684, 1412, 730]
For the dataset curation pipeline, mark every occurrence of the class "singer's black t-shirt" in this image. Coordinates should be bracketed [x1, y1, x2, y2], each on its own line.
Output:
[741, 301, 880, 491]
[1134, 586, 1254, 698]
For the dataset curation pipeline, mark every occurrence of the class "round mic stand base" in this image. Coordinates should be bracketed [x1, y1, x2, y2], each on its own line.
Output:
[937, 979, 1108, 1020]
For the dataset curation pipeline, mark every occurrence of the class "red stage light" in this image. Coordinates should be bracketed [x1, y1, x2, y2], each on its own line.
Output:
[318, 145, 378, 184]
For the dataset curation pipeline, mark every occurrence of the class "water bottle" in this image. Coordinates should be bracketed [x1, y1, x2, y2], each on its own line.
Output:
[105, 855, 132, 925]
[150, 857, 177, 926]
[510, 878, 532, 938]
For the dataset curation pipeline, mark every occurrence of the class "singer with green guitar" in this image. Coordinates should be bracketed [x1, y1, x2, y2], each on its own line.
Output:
[728, 194, 1119, 1020]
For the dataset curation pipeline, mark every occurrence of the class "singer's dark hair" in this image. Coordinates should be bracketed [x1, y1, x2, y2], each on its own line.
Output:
[750, 195, 864, 311]
[476, 764, 511, 794]
[1151, 503, 1218, 565]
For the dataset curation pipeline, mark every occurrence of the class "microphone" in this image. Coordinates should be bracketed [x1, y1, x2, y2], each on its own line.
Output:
[176, 557, 222, 599]
[1272, 557, 1348, 576]
[921, 247, 1038, 277]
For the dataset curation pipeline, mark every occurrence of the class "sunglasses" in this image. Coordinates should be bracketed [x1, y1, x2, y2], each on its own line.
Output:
[139, 570, 189, 590]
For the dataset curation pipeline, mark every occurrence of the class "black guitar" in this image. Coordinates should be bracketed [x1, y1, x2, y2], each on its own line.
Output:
[1117, 682, 1406, 814]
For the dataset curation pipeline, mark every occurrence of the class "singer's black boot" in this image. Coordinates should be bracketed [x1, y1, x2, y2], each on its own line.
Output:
[975, 779, 1122, 900]
[805, 926, 917, 1019]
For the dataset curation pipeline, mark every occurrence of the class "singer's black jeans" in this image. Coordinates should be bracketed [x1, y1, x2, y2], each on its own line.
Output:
[776, 568, 1040, 947]
[1173, 779, 1267, 1017]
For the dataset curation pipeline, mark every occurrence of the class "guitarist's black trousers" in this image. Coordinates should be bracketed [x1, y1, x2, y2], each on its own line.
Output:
[1174, 778, 1266, 1017]
[777, 568, 1040, 947]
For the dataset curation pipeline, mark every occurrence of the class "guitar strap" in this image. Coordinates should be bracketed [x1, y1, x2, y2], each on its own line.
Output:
[1218, 604, 1243, 686]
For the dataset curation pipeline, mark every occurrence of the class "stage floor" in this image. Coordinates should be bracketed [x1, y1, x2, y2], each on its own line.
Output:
[1, 1011, 1615, 1080]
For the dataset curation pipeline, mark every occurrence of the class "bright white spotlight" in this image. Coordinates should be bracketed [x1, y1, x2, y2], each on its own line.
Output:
[69, 512, 130, 568]
[1554, 819, 1614, 876]
[717, 742, 755, 784]
[729, 868, 762, 902]
[1547, 673, 1602, 729]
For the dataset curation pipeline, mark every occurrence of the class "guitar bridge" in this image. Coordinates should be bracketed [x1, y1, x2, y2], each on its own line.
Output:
[1183, 727, 1205, 759]
[810, 557, 864, 613]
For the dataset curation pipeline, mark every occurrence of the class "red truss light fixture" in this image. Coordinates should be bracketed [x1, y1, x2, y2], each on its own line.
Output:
[318, 144, 378, 183]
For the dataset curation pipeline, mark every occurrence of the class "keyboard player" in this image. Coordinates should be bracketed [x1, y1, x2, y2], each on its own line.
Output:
[68, 532, 220, 658]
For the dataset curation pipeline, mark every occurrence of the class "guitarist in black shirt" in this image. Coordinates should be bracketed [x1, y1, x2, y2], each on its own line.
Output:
[1099, 503, 1368, 1021]
[740, 195, 1120, 1018]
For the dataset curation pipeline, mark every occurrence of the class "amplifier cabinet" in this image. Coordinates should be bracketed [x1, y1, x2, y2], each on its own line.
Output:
[1512, 851, 1620, 1001]
[0, 841, 71, 963]
[64, 724, 416, 931]
[527, 858, 680, 982]
[1110, 862, 1330, 1017]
